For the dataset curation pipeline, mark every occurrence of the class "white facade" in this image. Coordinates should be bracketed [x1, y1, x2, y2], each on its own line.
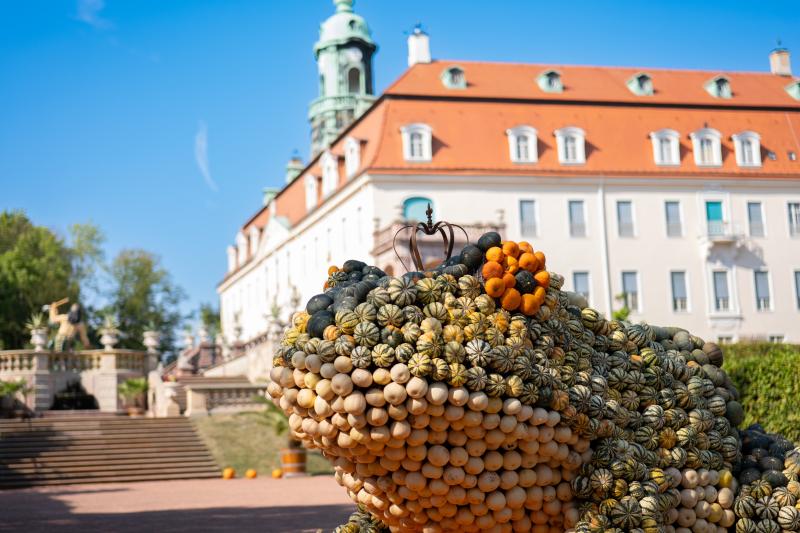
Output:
[219, 170, 800, 344]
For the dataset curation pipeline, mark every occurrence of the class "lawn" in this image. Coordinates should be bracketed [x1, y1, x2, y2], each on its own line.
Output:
[193, 413, 334, 477]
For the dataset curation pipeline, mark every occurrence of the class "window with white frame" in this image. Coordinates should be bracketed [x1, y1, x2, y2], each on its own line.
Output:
[732, 131, 761, 167]
[506, 126, 538, 163]
[713, 270, 730, 312]
[537, 70, 563, 93]
[400, 123, 432, 162]
[249, 226, 260, 257]
[519, 200, 537, 237]
[616, 201, 635, 237]
[649, 129, 680, 166]
[568, 200, 586, 237]
[344, 137, 361, 178]
[621, 271, 639, 311]
[573, 271, 590, 302]
[304, 174, 318, 212]
[441, 66, 466, 89]
[665, 201, 682, 237]
[555, 127, 586, 165]
[671, 271, 688, 311]
[747, 202, 765, 237]
[236, 232, 248, 266]
[690, 128, 722, 167]
[629, 73, 654, 95]
[768, 335, 785, 343]
[754, 270, 771, 311]
[321, 151, 339, 197]
[705, 75, 732, 99]
[788, 202, 800, 236]
[795, 270, 800, 309]
[718, 335, 733, 344]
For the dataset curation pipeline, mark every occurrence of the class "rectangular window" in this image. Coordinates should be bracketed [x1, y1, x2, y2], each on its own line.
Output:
[717, 335, 733, 344]
[741, 139, 754, 165]
[621, 271, 639, 311]
[659, 138, 672, 164]
[519, 200, 537, 237]
[706, 201, 724, 237]
[564, 136, 577, 162]
[796, 270, 800, 310]
[573, 271, 590, 301]
[665, 201, 682, 237]
[616, 201, 634, 237]
[670, 271, 688, 311]
[754, 270, 771, 311]
[713, 270, 730, 311]
[700, 138, 714, 164]
[789, 203, 800, 236]
[569, 200, 586, 237]
[747, 202, 765, 237]
[768, 335, 785, 343]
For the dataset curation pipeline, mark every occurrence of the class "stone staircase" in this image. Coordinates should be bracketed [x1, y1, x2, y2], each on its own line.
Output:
[0, 415, 220, 488]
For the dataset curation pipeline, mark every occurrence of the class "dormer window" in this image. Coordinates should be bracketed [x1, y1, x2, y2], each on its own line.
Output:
[321, 151, 339, 197]
[554, 127, 586, 165]
[786, 81, 800, 100]
[305, 174, 318, 212]
[506, 126, 538, 163]
[441, 66, 466, 89]
[732, 131, 761, 167]
[690, 128, 722, 167]
[649, 129, 680, 166]
[705, 75, 732, 99]
[235, 232, 248, 266]
[537, 70, 563, 93]
[344, 137, 361, 178]
[249, 226, 260, 257]
[627, 73, 654, 96]
[400, 123, 432, 162]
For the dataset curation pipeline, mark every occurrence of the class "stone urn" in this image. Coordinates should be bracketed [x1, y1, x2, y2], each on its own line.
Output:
[30, 328, 48, 352]
[99, 328, 119, 350]
[143, 330, 160, 353]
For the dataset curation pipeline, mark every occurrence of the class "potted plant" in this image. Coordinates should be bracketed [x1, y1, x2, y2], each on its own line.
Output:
[0, 379, 31, 417]
[99, 314, 120, 350]
[25, 312, 48, 352]
[118, 377, 148, 416]
[250, 396, 306, 477]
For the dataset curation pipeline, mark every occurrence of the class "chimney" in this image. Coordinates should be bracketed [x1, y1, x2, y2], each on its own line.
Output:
[407, 24, 431, 67]
[770, 46, 792, 76]
[285, 151, 304, 183]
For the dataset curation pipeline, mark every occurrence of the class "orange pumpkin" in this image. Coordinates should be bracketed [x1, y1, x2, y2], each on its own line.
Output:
[520, 294, 540, 316]
[481, 261, 504, 280]
[518, 241, 533, 254]
[504, 256, 519, 274]
[222, 467, 236, 480]
[502, 241, 520, 259]
[532, 286, 547, 306]
[534, 270, 550, 288]
[271, 468, 283, 479]
[485, 277, 506, 298]
[502, 272, 516, 289]
[534, 251, 546, 269]
[485, 246, 504, 263]
[518, 252, 539, 272]
[327, 265, 339, 275]
[245, 469, 257, 479]
[500, 288, 521, 311]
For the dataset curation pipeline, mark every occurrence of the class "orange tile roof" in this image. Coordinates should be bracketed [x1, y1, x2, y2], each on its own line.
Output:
[386, 60, 800, 108]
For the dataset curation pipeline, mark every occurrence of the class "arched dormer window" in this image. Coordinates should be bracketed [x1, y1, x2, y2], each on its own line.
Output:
[249, 226, 260, 257]
[403, 197, 434, 222]
[537, 70, 563, 93]
[627, 73, 654, 96]
[347, 67, 361, 94]
[705, 75, 732, 99]
[690, 128, 722, 167]
[235, 231, 248, 266]
[732, 131, 761, 168]
[305, 174, 319, 212]
[344, 137, 361, 178]
[649, 129, 680, 166]
[400, 123, 433, 162]
[554, 127, 586, 165]
[786, 81, 800, 100]
[506, 126, 538, 163]
[441, 66, 466, 89]
[321, 151, 339, 197]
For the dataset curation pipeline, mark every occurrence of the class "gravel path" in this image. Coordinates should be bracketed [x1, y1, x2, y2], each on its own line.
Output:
[0, 476, 354, 532]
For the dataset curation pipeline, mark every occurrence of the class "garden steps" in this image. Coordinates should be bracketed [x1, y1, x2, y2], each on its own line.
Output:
[0, 416, 220, 488]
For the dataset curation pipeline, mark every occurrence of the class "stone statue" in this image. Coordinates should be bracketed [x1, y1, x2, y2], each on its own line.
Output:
[47, 298, 91, 351]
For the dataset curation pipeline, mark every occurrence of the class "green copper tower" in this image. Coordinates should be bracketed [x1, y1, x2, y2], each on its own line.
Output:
[309, 0, 377, 156]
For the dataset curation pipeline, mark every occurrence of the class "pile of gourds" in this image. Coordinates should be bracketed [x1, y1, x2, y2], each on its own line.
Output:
[266, 231, 800, 533]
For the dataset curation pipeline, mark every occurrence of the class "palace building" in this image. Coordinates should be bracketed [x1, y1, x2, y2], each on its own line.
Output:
[218, 0, 800, 347]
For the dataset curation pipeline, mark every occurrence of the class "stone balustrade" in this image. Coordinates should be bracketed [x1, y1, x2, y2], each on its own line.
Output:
[183, 381, 268, 417]
[0, 349, 155, 413]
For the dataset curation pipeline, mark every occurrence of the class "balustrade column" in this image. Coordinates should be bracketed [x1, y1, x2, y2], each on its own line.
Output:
[95, 350, 120, 412]
[31, 352, 51, 412]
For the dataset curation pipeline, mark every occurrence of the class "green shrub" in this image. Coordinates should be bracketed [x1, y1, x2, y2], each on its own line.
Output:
[723, 342, 800, 442]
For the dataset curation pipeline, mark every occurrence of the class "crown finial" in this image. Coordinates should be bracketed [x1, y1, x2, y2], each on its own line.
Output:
[334, 0, 353, 13]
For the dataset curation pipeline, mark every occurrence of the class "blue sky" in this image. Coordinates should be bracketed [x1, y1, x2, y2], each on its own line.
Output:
[1, 0, 797, 323]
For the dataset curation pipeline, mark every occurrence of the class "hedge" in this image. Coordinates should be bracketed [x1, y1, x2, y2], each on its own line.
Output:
[722, 342, 800, 443]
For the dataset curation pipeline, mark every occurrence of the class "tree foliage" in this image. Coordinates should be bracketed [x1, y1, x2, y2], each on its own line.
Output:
[199, 303, 221, 337]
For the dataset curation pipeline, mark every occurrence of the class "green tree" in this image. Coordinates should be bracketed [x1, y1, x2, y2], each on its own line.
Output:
[198, 303, 221, 337]
[0, 211, 77, 349]
[103, 249, 187, 360]
[68, 222, 105, 300]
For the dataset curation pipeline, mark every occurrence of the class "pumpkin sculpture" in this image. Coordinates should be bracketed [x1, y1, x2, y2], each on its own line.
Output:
[267, 231, 799, 533]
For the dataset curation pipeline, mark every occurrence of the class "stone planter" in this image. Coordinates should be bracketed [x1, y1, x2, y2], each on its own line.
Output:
[30, 328, 48, 352]
[143, 330, 160, 353]
[99, 329, 119, 350]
